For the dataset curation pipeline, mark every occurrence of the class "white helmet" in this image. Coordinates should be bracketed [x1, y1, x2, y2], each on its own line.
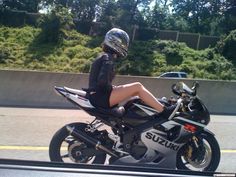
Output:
[103, 28, 130, 57]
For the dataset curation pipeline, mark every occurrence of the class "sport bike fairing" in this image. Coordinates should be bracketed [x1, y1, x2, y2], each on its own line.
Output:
[55, 86, 94, 109]
[113, 126, 185, 168]
[141, 127, 184, 168]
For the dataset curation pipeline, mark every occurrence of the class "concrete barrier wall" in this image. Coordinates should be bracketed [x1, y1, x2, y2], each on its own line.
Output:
[0, 70, 236, 114]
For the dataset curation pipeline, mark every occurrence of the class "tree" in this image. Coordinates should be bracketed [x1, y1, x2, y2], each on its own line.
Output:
[163, 15, 190, 32]
[98, 0, 151, 33]
[98, 0, 118, 29]
[170, 0, 236, 35]
[220, 0, 236, 34]
[1, 0, 42, 13]
[117, 0, 151, 25]
[38, 6, 74, 43]
[216, 29, 236, 64]
[145, 0, 170, 29]
[71, 0, 100, 22]
[47, 0, 101, 23]
[171, 0, 210, 34]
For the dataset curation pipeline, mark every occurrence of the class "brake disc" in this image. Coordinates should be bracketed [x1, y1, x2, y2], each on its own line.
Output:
[68, 142, 91, 163]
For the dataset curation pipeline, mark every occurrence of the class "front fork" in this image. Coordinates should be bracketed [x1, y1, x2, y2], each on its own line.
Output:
[186, 135, 206, 162]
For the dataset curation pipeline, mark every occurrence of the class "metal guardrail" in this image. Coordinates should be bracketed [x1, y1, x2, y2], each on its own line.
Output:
[0, 159, 235, 177]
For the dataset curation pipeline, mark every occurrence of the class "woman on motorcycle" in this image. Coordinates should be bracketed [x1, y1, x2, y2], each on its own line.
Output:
[88, 28, 175, 118]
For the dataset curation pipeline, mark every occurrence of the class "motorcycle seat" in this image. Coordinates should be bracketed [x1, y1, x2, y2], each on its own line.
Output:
[64, 86, 125, 118]
[96, 106, 125, 118]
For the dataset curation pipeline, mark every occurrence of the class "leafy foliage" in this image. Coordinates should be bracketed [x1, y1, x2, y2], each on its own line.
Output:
[216, 30, 236, 64]
[0, 0, 42, 13]
[0, 26, 235, 80]
[1, 0, 235, 36]
[0, 26, 101, 72]
[37, 6, 74, 44]
[122, 40, 236, 80]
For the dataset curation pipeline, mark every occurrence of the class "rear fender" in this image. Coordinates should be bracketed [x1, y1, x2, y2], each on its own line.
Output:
[54, 86, 94, 109]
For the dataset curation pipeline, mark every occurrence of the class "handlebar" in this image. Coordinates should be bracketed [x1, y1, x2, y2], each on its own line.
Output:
[168, 98, 183, 120]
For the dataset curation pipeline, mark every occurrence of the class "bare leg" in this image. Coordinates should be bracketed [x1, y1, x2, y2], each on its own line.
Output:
[109, 82, 164, 112]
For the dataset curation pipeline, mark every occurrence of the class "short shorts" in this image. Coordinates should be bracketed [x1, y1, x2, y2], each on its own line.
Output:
[89, 88, 113, 109]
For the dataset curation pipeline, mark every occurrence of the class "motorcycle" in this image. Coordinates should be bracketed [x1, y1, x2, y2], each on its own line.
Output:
[49, 81, 221, 171]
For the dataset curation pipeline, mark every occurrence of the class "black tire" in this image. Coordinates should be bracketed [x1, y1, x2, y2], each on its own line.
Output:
[176, 131, 221, 172]
[49, 122, 106, 164]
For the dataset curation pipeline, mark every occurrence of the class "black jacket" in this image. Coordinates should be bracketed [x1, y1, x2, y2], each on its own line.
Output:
[88, 53, 115, 92]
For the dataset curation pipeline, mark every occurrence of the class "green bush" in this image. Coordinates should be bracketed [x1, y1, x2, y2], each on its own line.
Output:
[216, 29, 236, 64]
[0, 26, 235, 80]
[38, 6, 74, 44]
[0, 45, 11, 63]
[0, 26, 102, 73]
[125, 40, 236, 80]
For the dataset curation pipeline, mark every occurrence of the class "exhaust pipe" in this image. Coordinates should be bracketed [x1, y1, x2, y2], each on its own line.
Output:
[66, 125, 118, 158]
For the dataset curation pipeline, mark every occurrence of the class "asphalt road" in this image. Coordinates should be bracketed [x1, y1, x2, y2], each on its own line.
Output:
[0, 107, 235, 173]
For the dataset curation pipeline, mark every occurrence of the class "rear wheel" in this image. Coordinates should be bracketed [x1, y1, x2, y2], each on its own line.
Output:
[49, 122, 106, 164]
[176, 131, 220, 171]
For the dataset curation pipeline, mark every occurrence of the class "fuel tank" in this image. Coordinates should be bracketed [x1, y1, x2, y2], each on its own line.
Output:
[122, 98, 169, 127]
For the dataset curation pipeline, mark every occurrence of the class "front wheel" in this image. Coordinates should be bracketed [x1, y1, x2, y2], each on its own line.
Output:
[49, 122, 106, 164]
[176, 131, 221, 172]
